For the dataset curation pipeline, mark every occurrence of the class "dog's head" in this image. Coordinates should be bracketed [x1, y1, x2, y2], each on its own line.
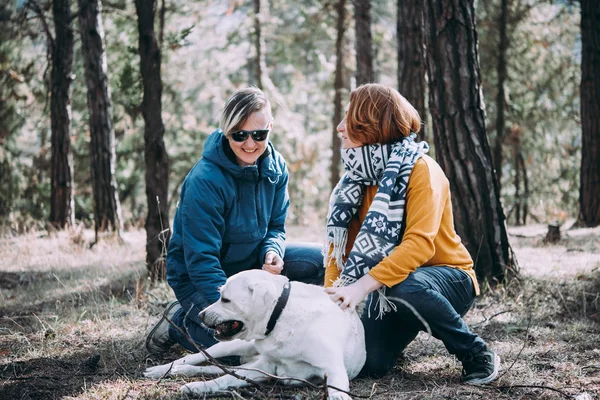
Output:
[199, 269, 289, 341]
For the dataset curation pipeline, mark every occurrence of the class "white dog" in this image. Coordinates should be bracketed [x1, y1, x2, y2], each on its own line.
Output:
[144, 269, 366, 399]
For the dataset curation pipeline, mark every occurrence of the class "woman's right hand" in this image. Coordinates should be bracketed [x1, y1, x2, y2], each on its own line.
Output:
[262, 251, 284, 275]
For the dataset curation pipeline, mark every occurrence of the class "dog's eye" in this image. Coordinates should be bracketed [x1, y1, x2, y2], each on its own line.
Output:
[221, 297, 230, 303]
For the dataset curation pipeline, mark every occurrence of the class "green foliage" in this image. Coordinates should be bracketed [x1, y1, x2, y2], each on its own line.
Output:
[478, 0, 581, 223]
[0, 1, 51, 232]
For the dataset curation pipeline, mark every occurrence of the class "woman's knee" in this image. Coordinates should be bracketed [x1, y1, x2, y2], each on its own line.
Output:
[282, 242, 324, 284]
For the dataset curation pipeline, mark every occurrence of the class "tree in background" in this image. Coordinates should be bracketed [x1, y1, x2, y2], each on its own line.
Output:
[253, 0, 265, 88]
[492, 0, 509, 192]
[424, 0, 518, 284]
[578, 0, 600, 227]
[354, 0, 373, 85]
[135, 0, 170, 280]
[0, 2, 27, 225]
[78, 0, 123, 241]
[331, 0, 346, 189]
[49, 0, 74, 229]
[397, 0, 426, 140]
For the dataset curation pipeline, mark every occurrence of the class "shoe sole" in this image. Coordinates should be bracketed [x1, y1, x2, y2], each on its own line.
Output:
[464, 354, 501, 386]
[145, 301, 180, 354]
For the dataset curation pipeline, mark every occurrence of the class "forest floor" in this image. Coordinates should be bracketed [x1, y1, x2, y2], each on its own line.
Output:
[0, 222, 599, 400]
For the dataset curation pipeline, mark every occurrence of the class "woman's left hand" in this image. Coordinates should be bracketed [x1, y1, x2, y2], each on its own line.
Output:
[325, 284, 368, 311]
[325, 274, 384, 311]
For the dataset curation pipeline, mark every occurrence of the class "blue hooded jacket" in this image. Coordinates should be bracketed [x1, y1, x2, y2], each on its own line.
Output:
[166, 130, 289, 308]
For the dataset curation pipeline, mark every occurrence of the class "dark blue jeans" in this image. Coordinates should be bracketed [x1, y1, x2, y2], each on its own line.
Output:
[168, 242, 324, 352]
[360, 266, 485, 377]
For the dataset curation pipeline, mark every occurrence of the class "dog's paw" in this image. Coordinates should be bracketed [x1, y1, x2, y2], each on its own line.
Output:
[181, 382, 211, 394]
[143, 364, 173, 379]
[170, 364, 200, 377]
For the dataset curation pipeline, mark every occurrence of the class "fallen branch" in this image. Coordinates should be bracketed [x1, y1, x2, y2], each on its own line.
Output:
[471, 308, 513, 328]
[497, 310, 532, 380]
[159, 314, 374, 398]
[490, 384, 572, 399]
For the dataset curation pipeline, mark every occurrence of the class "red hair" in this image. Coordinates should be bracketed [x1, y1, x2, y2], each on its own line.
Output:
[346, 84, 421, 145]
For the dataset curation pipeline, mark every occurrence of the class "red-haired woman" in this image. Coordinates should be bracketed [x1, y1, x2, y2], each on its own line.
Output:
[325, 83, 499, 385]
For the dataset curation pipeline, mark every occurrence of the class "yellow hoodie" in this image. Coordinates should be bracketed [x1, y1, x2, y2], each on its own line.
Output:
[324, 155, 480, 295]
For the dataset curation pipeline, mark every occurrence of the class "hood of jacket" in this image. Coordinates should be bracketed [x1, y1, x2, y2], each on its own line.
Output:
[202, 129, 283, 182]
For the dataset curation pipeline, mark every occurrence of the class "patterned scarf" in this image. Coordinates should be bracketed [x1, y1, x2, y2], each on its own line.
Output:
[325, 133, 429, 317]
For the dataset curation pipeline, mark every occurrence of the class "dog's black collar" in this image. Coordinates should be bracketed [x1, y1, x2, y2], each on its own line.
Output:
[265, 281, 291, 336]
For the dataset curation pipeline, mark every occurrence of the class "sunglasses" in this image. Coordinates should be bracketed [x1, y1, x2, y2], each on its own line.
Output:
[229, 127, 270, 143]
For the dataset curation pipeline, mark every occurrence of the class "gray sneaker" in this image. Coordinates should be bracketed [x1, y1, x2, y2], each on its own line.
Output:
[461, 347, 500, 385]
[145, 301, 181, 355]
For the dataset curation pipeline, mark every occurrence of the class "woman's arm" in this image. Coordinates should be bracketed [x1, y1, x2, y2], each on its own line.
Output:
[259, 164, 289, 264]
[181, 177, 228, 309]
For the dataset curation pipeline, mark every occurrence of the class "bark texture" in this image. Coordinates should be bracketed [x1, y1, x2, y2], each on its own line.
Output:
[49, 0, 75, 229]
[492, 0, 509, 192]
[397, 0, 426, 139]
[578, 0, 600, 227]
[135, 0, 170, 280]
[354, 0, 373, 85]
[78, 0, 123, 240]
[331, 0, 346, 190]
[423, 0, 518, 284]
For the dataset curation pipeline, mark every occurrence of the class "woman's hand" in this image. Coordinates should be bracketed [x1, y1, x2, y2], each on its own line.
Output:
[325, 274, 384, 310]
[262, 251, 284, 275]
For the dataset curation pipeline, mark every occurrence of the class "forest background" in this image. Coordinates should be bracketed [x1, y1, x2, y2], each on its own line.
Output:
[1, 0, 599, 399]
[0, 0, 587, 237]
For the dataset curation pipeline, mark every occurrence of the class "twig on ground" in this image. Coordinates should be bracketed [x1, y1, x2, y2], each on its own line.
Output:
[110, 336, 130, 374]
[556, 289, 574, 318]
[156, 362, 174, 385]
[489, 384, 572, 399]
[497, 310, 532, 380]
[471, 309, 513, 328]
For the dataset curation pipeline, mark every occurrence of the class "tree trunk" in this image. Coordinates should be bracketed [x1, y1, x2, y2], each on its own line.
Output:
[253, 0, 264, 89]
[492, 0, 509, 192]
[49, 0, 75, 229]
[520, 150, 528, 225]
[135, 0, 170, 281]
[78, 0, 123, 241]
[397, 0, 426, 140]
[513, 137, 521, 225]
[354, 0, 373, 85]
[331, 0, 346, 190]
[578, 0, 600, 227]
[423, 0, 518, 284]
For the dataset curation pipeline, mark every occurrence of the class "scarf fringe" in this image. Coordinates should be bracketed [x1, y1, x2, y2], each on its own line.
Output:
[331, 274, 356, 288]
[367, 288, 398, 320]
[324, 227, 348, 271]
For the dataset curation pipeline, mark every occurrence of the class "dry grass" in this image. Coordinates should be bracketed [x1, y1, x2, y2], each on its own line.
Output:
[0, 224, 599, 399]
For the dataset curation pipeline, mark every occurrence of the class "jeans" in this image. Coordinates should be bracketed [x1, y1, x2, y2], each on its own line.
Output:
[168, 242, 324, 352]
[360, 266, 485, 377]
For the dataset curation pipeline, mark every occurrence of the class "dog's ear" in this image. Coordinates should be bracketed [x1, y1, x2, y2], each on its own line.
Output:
[249, 280, 278, 309]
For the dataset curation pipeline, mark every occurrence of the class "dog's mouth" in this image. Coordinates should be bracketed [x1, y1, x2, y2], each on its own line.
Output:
[213, 320, 244, 340]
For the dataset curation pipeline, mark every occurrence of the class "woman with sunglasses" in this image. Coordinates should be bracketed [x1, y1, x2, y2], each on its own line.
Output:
[324, 84, 500, 385]
[146, 87, 324, 355]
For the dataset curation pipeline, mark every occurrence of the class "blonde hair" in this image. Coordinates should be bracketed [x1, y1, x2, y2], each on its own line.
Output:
[219, 87, 272, 136]
[347, 84, 421, 145]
